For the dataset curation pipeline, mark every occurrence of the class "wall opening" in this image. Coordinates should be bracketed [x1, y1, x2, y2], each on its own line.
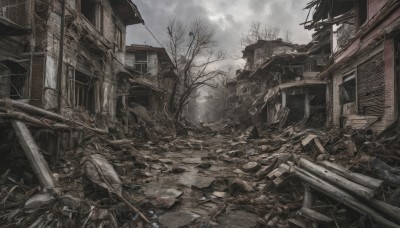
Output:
[80, 0, 102, 31]
[340, 74, 356, 105]
[129, 86, 150, 108]
[356, 0, 367, 29]
[135, 51, 148, 74]
[74, 70, 95, 113]
[0, 61, 28, 99]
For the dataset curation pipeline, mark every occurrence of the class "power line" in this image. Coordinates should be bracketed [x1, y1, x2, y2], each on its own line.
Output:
[144, 25, 165, 48]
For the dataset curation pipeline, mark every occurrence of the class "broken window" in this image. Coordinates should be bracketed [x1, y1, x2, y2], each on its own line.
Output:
[0, 62, 27, 99]
[135, 51, 148, 74]
[340, 73, 356, 105]
[70, 70, 96, 113]
[80, 0, 103, 32]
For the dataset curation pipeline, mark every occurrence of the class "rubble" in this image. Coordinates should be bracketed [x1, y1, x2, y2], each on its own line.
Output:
[0, 0, 400, 227]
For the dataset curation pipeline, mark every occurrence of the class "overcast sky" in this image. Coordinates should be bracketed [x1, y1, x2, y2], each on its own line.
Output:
[126, 0, 313, 69]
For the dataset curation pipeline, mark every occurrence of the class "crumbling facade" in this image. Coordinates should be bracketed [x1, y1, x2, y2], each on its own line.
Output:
[232, 38, 327, 129]
[305, 0, 400, 132]
[0, 0, 143, 121]
[123, 44, 176, 113]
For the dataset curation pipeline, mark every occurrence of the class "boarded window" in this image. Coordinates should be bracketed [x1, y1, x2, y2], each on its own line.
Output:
[357, 52, 385, 116]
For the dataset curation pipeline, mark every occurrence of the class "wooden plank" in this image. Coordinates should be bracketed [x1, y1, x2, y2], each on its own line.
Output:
[299, 158, 375, 200]
[294, 167, 400, 227]
[313, 138, 327, 154]
[299, 207, 333, 223]
[319, 161, 383, 190]
[11, 120, 55, 189]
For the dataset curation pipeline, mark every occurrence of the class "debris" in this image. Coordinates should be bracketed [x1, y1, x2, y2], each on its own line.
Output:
[242, 126, 259, 140]
[83, 154, 149, 223]
[216, 208, 259, 228]
[158, 211, 200, 228]
[229, 179, 255, 195]
[11, 120, 56, 189]
[241, 162, 261, 173]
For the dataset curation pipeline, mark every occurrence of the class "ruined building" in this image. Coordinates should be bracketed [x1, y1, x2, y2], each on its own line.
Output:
[0, 0, 144, 154]
[232, 38, 327, 129]
[305, 0, 400, 132]
[0, 0, 143, 120]
[123, 44, 176, 113]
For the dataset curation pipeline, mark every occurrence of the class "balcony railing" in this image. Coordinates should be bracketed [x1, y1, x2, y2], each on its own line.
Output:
[0, 0, 28, 27]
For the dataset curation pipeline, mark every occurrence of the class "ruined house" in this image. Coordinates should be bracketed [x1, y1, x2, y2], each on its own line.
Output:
[0, 0, 144, 154]
[122, 44, 176, 113]
[249, 51, 326, 128]
[235, 38, 327, 128]
[305, 0, 400, 131]
[0, 0, 143, 118]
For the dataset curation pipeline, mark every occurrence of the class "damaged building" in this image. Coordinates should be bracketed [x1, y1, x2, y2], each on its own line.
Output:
[232, 38, 327, 129]
[123, 44, 176, 113]
[0, 0, 144, 153]
[0, 0, 144, 119]
[305, 0, 400, 132]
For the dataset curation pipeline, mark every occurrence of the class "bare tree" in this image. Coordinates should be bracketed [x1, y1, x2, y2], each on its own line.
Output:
[166, 18, 227, 120]
[283, 29, 293, 43]
[241, 21, 281, 47]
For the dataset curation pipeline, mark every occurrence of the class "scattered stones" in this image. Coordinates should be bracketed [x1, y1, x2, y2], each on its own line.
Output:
[159, 158, 174, 164]
[182, 157, 202, 164]
[217, 209, 259, 228]
[148, 188, 183, 209]
[212, 191, 226, 198]
[241, 162, 261, 172]
[227, 150, 243, 157]
[229, 179, 255, 196]
[158, 211, 200, 228]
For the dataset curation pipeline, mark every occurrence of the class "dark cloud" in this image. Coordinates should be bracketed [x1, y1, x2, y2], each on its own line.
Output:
[126, 0, 313, 68]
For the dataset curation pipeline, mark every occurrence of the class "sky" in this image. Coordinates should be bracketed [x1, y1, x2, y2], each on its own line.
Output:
[126, 0, 313, 70]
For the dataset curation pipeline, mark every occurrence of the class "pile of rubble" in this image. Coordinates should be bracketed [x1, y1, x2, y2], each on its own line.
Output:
[1, 98, 400, 227]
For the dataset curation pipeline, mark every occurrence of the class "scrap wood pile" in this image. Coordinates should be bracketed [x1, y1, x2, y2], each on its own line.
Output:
[0, 99, 171, 227]
[244, 123, 400, 227]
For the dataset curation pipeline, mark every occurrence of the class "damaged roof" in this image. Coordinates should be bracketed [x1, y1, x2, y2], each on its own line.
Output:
[112, 0, 144, 25]
[250, 52, 308, 78]
[303, 0, 355, 30]
[126, 44, 174, 65]
[242, 39, 302, 58]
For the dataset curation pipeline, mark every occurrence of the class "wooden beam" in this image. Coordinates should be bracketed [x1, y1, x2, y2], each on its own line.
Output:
[11, 120, 55, 189]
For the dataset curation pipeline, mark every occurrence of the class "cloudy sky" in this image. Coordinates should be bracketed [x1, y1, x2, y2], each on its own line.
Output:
[126, 0, 313, 69]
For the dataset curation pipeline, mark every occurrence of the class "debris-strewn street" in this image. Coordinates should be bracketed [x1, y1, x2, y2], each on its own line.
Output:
[1, 0, 400, 227]
[2, 101, 400, 227]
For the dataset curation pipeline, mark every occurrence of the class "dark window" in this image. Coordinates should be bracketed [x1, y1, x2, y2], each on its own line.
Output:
[135, 51, 148, 74]
[340, 74, 356, 105]
[81, 0, 102, 32]
[74, 70, 95, 112]
[356, 0, 367, 29]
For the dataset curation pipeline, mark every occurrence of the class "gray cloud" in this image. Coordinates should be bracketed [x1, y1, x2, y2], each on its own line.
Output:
[126, 0, 313, 69]
[248, 0, 268, 14]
